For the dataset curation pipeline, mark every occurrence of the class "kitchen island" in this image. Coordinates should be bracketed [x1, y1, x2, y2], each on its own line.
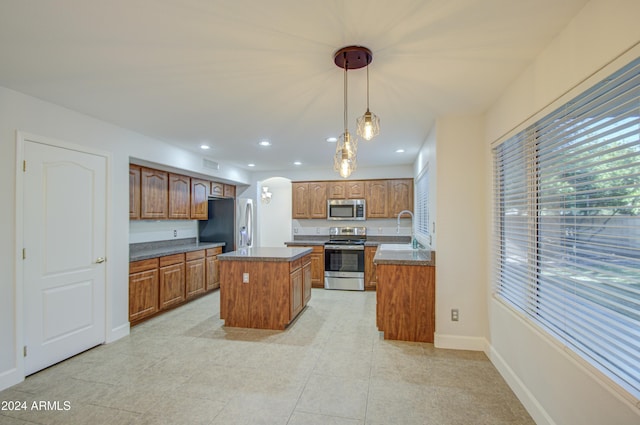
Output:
[218, 247, 312, 330]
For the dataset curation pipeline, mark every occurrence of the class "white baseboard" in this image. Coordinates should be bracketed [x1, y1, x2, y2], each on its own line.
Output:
[487, 344, 555, 425]
[106, 323, 130, 343]
[0, 367, 23, 392]
[433, 333, 488, 351]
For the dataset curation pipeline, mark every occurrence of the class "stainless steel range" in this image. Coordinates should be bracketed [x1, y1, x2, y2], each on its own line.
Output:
[324, 226, 366, 291]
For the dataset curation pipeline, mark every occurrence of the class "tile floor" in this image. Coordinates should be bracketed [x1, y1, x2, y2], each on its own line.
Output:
[0, 289, 534, 425]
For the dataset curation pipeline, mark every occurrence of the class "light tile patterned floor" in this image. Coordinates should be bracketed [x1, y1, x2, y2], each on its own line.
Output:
[0, 289, 534, 425]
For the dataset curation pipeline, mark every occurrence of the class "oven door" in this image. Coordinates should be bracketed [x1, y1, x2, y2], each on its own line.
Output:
[324, 244, 365, 290]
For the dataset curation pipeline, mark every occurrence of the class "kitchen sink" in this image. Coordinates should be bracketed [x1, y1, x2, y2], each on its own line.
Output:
[379, 243, 415, 251]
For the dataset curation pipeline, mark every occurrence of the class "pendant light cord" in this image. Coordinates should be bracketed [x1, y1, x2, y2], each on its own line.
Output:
[366, 64, 370, 110]
[343, 54, 348, 133]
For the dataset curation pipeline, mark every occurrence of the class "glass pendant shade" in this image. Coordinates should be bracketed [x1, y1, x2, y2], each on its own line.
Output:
[356, 109, 380, 141]
[333, 131, 357, 178]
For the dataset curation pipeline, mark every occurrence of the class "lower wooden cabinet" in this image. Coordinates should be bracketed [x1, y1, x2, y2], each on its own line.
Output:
[364, 246, 377, 290]
[309, 246, 324, 288]
[129, 258, 159, 323]
[205, 247, 223, 290]
[290, 267, 304, 319]
[185, 250, 206, 299]
[303, 257, 312, 305]
[159, 253, 186, 310]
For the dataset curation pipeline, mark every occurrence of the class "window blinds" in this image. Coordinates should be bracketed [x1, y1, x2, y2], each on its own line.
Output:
[493, 56, 640, 398]
[415, 168, 430, 243]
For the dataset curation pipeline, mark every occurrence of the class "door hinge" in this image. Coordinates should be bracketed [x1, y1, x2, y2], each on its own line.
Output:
[23, 160, 26, 172]
[23, 346, 27, 357]
[22, 248, 26, 259]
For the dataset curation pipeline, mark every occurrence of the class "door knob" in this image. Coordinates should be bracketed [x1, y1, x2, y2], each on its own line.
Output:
[95, 257, 106, 264]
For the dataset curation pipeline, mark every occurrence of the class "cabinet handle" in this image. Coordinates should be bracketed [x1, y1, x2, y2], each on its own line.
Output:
[95, 257, 106, 264]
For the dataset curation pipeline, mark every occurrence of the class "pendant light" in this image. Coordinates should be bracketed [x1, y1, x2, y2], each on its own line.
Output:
[333, 46, 371, 179]
[356, 63, 380, 141]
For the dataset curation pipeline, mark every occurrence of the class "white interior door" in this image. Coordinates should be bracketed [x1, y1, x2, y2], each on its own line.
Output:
[23, 140, 107, 375]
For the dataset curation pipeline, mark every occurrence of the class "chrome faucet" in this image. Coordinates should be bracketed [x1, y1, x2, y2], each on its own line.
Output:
[396, 210, 413, 234]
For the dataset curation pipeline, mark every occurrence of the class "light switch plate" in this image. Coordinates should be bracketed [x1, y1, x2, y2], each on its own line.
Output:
[242, 273, 249, 283]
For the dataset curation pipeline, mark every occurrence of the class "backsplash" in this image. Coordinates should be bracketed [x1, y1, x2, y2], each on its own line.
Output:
[129, 220, 198, 243]
[292, 218, 412, 237]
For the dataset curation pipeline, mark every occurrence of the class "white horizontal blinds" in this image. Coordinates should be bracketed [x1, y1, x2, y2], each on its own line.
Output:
[415, 168, 429, 241]
[493, 56, 640, 397]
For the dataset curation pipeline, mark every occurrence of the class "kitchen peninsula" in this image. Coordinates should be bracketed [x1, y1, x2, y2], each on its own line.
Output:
[218, 247, 312, 330]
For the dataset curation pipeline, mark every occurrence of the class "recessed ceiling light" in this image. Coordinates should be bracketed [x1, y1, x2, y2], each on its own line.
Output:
[259, 140, 271, 146]
[326, 137, 338, 143]
[395, 148, 405, 153]
[247, 163, 256, 167]
[200, 144, 210, 150]
[293, 161, 302, 166]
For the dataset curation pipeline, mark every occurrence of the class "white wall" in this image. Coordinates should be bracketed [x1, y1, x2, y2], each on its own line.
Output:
[0, 86, 250, 391]
[257, 177, 292, 247]
[430, 115, 488, 351]
[484, 1, 640, 424]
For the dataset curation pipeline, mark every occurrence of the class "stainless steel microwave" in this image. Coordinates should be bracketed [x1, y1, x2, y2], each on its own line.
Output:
[327, 199, 366, 220]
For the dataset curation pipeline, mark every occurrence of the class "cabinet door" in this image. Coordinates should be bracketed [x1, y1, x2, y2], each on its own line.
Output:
[346, 180, 365, 199]
[185, 258, 206, 299]
[310, 247, 325, 288]
[129, 165, 141, 219]
[302, 258, 312, 306]
[168, 173, 191, 219]
[210, 182, 224, 198]
[308, 182, 327, 218]
[129, 268, 158, 322]
[388, 179, 414, 217]
[141, 168, 168, 219]
[327, 181, 346, 199]
[292, 182, 309, 219]
[365, 180, 389, 218]
[290, 267, 304, 320]
[191, 178, 209, 220]
[364, 246, 377, 290]
[159, 262, 185, 310]
[223, 184, 236, 198]
[205, 255, 220, 290]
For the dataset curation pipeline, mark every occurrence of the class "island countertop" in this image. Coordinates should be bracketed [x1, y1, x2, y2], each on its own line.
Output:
[218, 247, 312, 262]
[373, 248, 436, 267]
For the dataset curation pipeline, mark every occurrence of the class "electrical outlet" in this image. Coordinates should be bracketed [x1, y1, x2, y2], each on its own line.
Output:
[294, 228, 299, 234]
[378, 227, 383, 234]
[316, 227, 320, 234]
[451, 309, 459, 321]
[173, 229, 177, 238]
[242, 273, 249, 283]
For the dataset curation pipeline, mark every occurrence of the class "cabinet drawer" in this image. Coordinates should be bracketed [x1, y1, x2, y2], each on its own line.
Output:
[159, 253, 185, 267]
[206, 247, 223, 257]
[186, 250, 205, 261]
[290, 258, 302, 272]
[130, 258, 159, 274]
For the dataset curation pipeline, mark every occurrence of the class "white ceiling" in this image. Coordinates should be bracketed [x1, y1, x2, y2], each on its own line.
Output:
[0, 0, 588, 173]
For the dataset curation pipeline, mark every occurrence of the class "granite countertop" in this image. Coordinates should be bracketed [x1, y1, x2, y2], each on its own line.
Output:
[285, 240, 327, 246]
[373, 247, 436, 266]
[130, 238, 226, 262]
[218, 247, 313, 262]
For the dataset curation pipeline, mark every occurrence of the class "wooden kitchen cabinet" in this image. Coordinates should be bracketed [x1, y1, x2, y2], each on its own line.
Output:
[129, 165, 141, 219]
[309, 246, 325, 288]
[205, 247, 223, 290]
[327, 181, 346, 199]
[210, 182, 224, 198]
[159, 253, 185, 310]
[376, 264, 435, 343]
[191, 178, 209, 219]
[290, 267, 304, 319]
[168, 173, 191, 219]
[302, 257, 312, 305]
[365, 180, 389, 218]
[292, 181, 327, 219]
[140, 167, 168, 219]
[129, 258, 159, 323]
[223, 184, 236, 198]
[185, 250, 206, 299]
[388, 179, 414, 217]
[346, 180, 366, 198]
[364, 246, 377, 290]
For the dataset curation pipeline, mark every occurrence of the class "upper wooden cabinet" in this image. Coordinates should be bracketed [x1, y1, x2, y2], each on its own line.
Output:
[140, 167, 168, 219]
[168, 173, 191, 219]
[292, 182, 327, 219]
[223, 184, 236, 198]
[365, 180, 389, 218]
[190, 178, 209, 219]
[129, 165, 141, 219]
[210, 182, 224, 198]
[388, 179, 414, 217]
[327, 180, 365, 199]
